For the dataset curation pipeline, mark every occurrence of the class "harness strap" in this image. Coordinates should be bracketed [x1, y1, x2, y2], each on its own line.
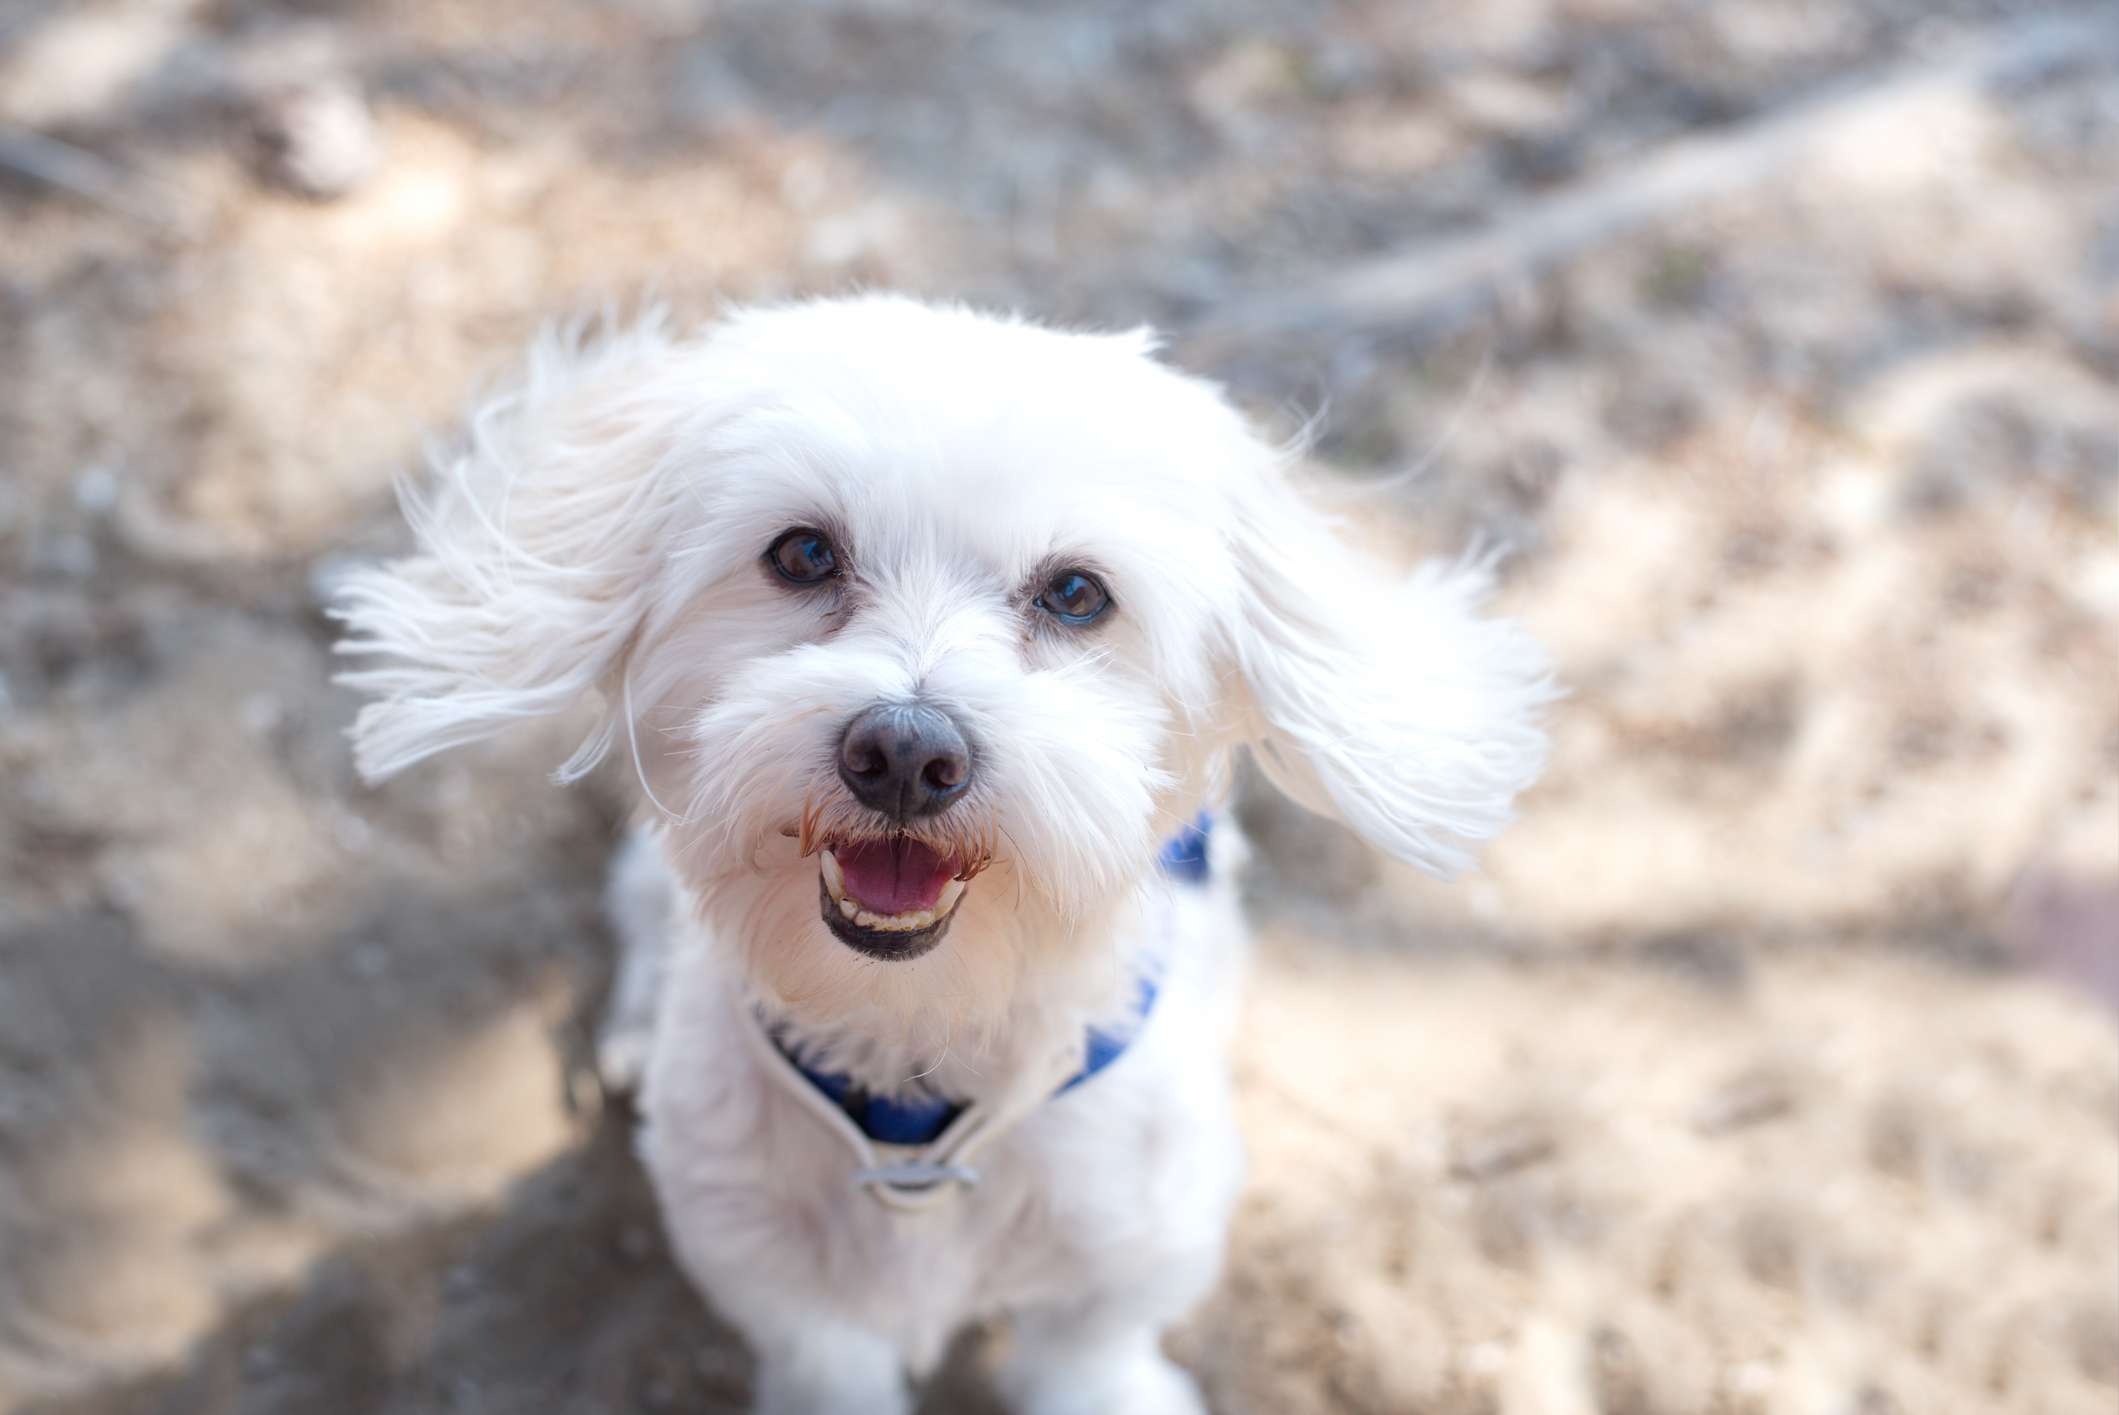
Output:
[754, 813, 1211, 1210]
[745, 1013, 1083, 1212]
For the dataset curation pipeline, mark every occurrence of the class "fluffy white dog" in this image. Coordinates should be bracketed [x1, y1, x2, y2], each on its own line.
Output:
[334, 296, 1549, 1414]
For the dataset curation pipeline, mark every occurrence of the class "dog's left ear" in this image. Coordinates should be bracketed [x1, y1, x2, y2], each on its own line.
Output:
[1222, 470, 1554, 877]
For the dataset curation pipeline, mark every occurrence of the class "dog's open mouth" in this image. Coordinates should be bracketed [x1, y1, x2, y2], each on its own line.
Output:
[818, 836, 967, 961]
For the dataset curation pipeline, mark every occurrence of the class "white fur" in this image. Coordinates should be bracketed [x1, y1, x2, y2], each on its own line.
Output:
[334, 296, 1551, 1412]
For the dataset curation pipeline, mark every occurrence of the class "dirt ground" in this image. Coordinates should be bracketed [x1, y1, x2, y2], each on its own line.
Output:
[2, 2, 2115, 1412]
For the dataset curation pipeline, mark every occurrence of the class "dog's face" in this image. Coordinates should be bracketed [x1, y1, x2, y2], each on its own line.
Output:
[337, 298, 1549, 1031]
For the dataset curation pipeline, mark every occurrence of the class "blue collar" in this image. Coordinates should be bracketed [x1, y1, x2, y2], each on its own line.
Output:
[775, 813, 1212, 1147]
[1156, 811, 1213, 884]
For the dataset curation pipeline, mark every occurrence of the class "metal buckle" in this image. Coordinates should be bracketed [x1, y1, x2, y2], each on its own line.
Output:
[852, 1160, 982, 1192]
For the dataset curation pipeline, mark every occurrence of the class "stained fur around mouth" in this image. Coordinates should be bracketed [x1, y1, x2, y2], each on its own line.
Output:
[817, 871, 960, 961]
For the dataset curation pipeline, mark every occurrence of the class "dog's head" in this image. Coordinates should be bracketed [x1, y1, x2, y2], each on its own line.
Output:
[336, 297, 1548, 1032]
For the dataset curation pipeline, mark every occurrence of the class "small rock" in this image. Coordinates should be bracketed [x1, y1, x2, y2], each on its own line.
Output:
[253, 80, 380, 200]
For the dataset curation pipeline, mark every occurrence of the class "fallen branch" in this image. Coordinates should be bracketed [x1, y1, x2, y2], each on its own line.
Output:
[1188, 6, 2119, 351]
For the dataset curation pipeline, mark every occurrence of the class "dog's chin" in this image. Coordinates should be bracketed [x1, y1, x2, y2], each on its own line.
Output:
[815, 836, 969, 963]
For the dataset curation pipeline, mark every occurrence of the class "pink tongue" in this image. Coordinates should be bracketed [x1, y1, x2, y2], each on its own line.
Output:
[834, 837, 957, 915]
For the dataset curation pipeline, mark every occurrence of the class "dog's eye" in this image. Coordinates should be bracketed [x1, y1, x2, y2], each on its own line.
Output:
[767, 529, 838, 585]
[1034, 569, 1110, 625]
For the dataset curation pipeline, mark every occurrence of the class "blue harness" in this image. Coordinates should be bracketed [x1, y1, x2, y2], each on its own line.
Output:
[775, 813, 1213, 1146]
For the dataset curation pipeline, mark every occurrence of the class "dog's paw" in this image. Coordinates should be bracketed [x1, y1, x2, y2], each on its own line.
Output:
[1007, 1351, 1206, 1415]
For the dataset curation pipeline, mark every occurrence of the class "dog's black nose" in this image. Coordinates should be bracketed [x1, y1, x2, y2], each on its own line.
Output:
[838, 701, 973, 821]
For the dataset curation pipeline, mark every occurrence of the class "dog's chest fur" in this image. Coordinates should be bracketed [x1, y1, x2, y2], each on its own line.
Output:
[635, 829, 1249, 1373]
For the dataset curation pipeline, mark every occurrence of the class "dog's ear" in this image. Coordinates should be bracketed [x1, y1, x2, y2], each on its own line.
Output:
[333, 317, 692, 785]
[1223, 471, 1554, 877]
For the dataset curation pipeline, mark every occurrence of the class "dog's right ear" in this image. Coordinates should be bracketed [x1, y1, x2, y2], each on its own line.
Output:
[332, 316, 691, 785]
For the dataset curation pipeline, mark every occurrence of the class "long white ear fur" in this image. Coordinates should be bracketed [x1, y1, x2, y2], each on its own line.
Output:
[331, 314, 690, 785]
[1229, 474, 1555, 877]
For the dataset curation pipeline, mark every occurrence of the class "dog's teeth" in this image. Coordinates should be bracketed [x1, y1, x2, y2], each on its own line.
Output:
[851, 910, 936, 932]
[824, 863, 969, 935]
[851, 906, 937, 932]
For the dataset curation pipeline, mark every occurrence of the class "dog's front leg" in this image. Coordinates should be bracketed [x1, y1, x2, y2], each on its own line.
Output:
[994, 1284, 1210, 1415]
[749, 1317, 913, 1415]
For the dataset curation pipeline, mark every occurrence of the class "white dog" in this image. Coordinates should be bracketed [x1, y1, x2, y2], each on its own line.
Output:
[334, 296, 1549, 1414]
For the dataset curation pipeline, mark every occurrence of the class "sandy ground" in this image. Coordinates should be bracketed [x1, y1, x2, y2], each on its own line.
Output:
[2, 1, 2115, 1412]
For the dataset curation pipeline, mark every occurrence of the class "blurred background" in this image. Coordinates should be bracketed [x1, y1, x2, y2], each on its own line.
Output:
[2, 1, 2115, 1412]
